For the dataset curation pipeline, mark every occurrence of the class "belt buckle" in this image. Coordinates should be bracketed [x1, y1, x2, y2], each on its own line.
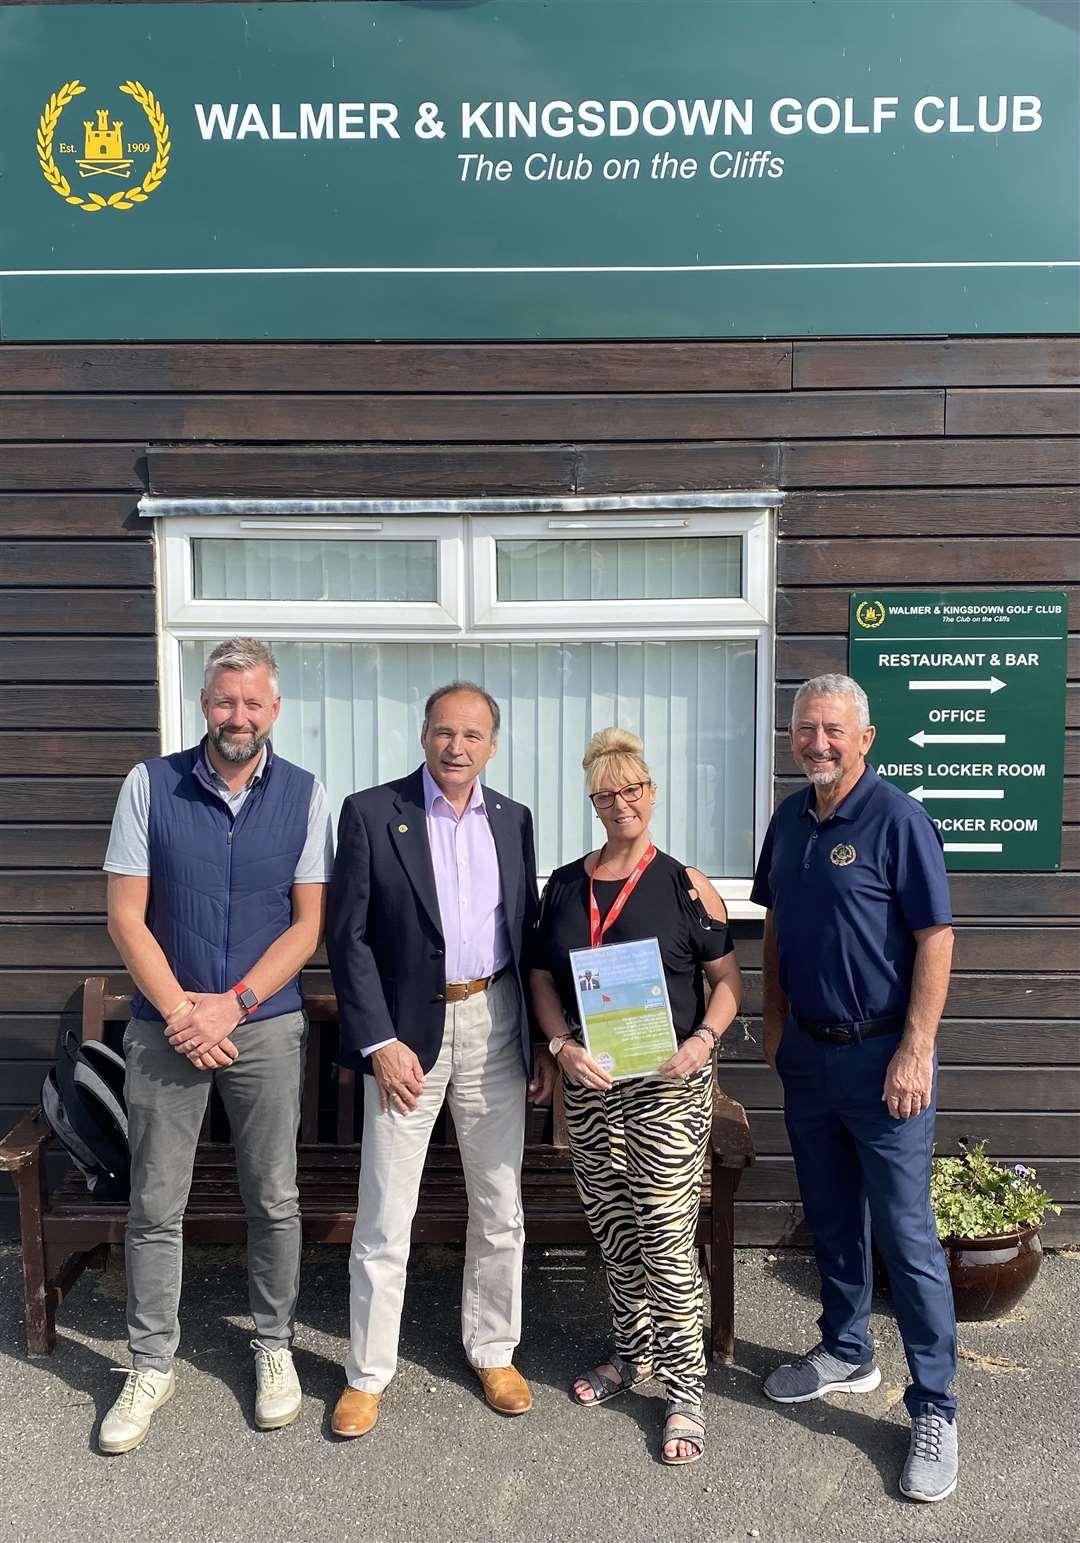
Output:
[445, 976, 488, 1004]
[827, 1024, 856, 1045]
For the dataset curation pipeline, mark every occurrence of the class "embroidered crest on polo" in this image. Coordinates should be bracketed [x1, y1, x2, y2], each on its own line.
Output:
[830, 843, 857, 867]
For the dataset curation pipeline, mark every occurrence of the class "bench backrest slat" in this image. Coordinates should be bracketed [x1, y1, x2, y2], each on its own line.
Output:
[336, 1065, 357, 1145]
[552, 1076, 569, 1151]
[301, 1028, 321, 1143]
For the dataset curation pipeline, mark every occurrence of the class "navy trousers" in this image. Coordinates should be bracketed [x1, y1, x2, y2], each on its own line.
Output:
[778, 1016, 957, 1419]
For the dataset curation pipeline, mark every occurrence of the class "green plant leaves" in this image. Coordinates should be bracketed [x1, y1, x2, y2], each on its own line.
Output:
[930, 1140, 1060, 1241]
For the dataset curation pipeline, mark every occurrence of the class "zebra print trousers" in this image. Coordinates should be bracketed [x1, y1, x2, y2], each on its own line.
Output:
[562, 1063, 713, 1406]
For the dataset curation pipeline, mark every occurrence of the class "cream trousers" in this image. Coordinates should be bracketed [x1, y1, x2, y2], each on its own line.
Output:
[344, 970, 527, 1391]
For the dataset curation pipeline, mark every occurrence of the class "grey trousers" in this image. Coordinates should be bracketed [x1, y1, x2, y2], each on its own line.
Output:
[123, 1011, 306, 1371]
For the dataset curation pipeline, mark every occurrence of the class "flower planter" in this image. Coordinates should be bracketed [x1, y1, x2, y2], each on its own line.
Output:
[943, 1224, 1043, 1321]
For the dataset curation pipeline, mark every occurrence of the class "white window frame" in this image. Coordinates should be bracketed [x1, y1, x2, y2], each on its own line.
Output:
[160, 514, 465, 632]
[155, 498, 775, 915]
[471, 508, 770, 629]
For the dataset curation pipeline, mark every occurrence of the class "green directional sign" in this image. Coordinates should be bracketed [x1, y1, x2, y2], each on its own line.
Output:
[849, 591, 1068, 872]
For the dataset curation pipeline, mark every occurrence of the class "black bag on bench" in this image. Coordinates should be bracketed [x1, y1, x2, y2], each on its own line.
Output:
[41, 1031, 130, 1202]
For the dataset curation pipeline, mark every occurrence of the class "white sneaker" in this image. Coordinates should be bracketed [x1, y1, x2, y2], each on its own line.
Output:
[252, 1340, 302, 1429]
[99, 1366, 176, 1453]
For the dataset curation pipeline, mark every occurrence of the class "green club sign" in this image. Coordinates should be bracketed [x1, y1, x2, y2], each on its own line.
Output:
[849, 591, 1068, 872]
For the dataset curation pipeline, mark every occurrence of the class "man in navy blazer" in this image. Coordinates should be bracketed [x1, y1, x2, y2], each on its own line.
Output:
[326, 681, 555, 1437]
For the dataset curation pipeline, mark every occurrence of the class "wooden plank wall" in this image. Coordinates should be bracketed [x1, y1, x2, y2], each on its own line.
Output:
[1, 336, 1078, 1241]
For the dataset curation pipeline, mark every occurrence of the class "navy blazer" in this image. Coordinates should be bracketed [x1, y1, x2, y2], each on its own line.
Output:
[327, 766, 539, 1074]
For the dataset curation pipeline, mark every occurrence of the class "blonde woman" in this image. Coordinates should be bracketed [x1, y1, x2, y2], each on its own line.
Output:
[530, 729, 741, 1465]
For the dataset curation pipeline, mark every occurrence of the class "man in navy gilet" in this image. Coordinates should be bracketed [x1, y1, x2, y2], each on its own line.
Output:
[99, 637, 333, 1453]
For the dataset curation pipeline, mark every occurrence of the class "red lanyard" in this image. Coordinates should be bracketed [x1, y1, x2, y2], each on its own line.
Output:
[588, 844, 656, 948]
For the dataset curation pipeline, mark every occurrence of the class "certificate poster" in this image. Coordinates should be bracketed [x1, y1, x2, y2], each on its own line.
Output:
[570, 938, 677, 1082]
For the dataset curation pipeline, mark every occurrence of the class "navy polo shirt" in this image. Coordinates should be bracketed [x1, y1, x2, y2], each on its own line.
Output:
[750, 766, 952, 1025]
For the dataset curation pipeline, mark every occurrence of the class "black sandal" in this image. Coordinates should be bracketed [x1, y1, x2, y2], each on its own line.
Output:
[661, 1400, 706, 1465]
[571, 1352, 653, 1407]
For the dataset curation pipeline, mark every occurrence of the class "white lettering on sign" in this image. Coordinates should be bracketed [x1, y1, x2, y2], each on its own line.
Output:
[913, 95, 1042, 133]
[877, 764, 922, 777]
[934, 819, 986, 832]
[927, 709, 986, 723]
[194, 102, 402, 140]
[460, 100, 757, 139]
[998, 763, 1046, 777]
[708, 150, 785, 179]
[879, 652, 986, 667]
[458, 154, 513, 182]
[1004, 654, 1038, 666]
[927, 764, 993, 777]
[990, 818, 1038, 831]
[190, 95, 1050, 151]
[524, 152, 595, 181]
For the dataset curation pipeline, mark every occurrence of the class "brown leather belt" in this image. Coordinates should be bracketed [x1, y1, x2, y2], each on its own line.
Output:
[441, 968, 505, 1004]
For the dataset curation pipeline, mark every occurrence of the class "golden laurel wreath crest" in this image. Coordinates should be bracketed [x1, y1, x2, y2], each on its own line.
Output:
[37, 79, 170, 213]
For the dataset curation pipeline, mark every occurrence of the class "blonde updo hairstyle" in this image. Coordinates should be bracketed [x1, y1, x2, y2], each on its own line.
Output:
[582, 727, 653, 794]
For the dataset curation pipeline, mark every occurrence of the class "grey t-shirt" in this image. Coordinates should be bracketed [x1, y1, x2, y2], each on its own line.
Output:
[103, 748, 334, 882]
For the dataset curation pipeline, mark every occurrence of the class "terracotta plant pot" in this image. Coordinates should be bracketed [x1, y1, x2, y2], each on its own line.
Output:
[943, 1224, 1044, 1321]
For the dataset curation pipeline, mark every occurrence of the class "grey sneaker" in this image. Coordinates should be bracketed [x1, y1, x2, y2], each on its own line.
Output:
[252, 1340, 302, 1430]
[900, 1405, 959, 1502]
[99, 1366, 175, 1453]
[763, 1342, 881, 1403]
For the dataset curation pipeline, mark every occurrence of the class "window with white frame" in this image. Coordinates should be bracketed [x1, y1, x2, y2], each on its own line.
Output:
[158, 498, 775, 908]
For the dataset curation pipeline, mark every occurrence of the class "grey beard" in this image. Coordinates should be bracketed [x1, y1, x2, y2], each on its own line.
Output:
[208, 725, 269, 764]
[801, 759, 841, 785]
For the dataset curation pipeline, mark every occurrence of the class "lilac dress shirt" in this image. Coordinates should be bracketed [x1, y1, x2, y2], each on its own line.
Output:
[422, 765, 510, 980]
[360, 767, 510, 1056]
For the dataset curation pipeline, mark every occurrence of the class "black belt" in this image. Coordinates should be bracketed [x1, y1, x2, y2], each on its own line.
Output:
[795, 1014, 904, 1046]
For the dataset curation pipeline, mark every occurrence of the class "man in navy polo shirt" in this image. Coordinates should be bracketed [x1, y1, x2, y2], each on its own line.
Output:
[751, 673, 958, 1503]
[99, 637, 333, 1453]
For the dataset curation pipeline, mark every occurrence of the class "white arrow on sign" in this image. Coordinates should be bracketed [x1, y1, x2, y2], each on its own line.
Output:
[908, 677, 1006, 693]
[909, 730, 1006, 747]
[909, 786, 1005, 801]
[943, 842, 1003, 853]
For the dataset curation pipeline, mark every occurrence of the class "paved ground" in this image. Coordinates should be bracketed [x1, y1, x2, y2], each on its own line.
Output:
[1, 1241, 1076, 1543]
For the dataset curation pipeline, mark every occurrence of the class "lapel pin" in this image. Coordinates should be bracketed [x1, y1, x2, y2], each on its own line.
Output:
[495, 803, 502, 810]
[398, 823, 409, 833]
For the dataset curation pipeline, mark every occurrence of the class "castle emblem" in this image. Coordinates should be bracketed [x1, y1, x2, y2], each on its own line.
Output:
[77, 109, 133, 179]
[855, 599, 887, 630]
[37, 79, 170, 214]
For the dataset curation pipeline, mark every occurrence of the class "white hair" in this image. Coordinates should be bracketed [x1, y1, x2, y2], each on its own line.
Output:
[203, 637, 280, 696]
[791, 673, 870, 732]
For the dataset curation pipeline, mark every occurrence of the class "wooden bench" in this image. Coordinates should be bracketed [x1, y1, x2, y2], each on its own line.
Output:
[1, 975, 755, 1361]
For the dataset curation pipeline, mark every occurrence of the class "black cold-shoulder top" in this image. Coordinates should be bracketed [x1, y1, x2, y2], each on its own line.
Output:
[534, 848, 734, 1042]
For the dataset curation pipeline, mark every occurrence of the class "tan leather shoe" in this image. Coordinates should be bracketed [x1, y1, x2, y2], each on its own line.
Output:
[469, 1363, 533, 1416]
[331, 1386, 382, 1437]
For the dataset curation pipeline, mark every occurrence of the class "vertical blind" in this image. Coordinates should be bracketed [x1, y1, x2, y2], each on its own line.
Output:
[193, 538, 438, 603]
[495, 535, 742, 601]
[181, 637, 757, 876]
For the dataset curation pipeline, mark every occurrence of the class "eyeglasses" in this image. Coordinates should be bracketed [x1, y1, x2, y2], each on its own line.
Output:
[589, 782, 650, 811]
